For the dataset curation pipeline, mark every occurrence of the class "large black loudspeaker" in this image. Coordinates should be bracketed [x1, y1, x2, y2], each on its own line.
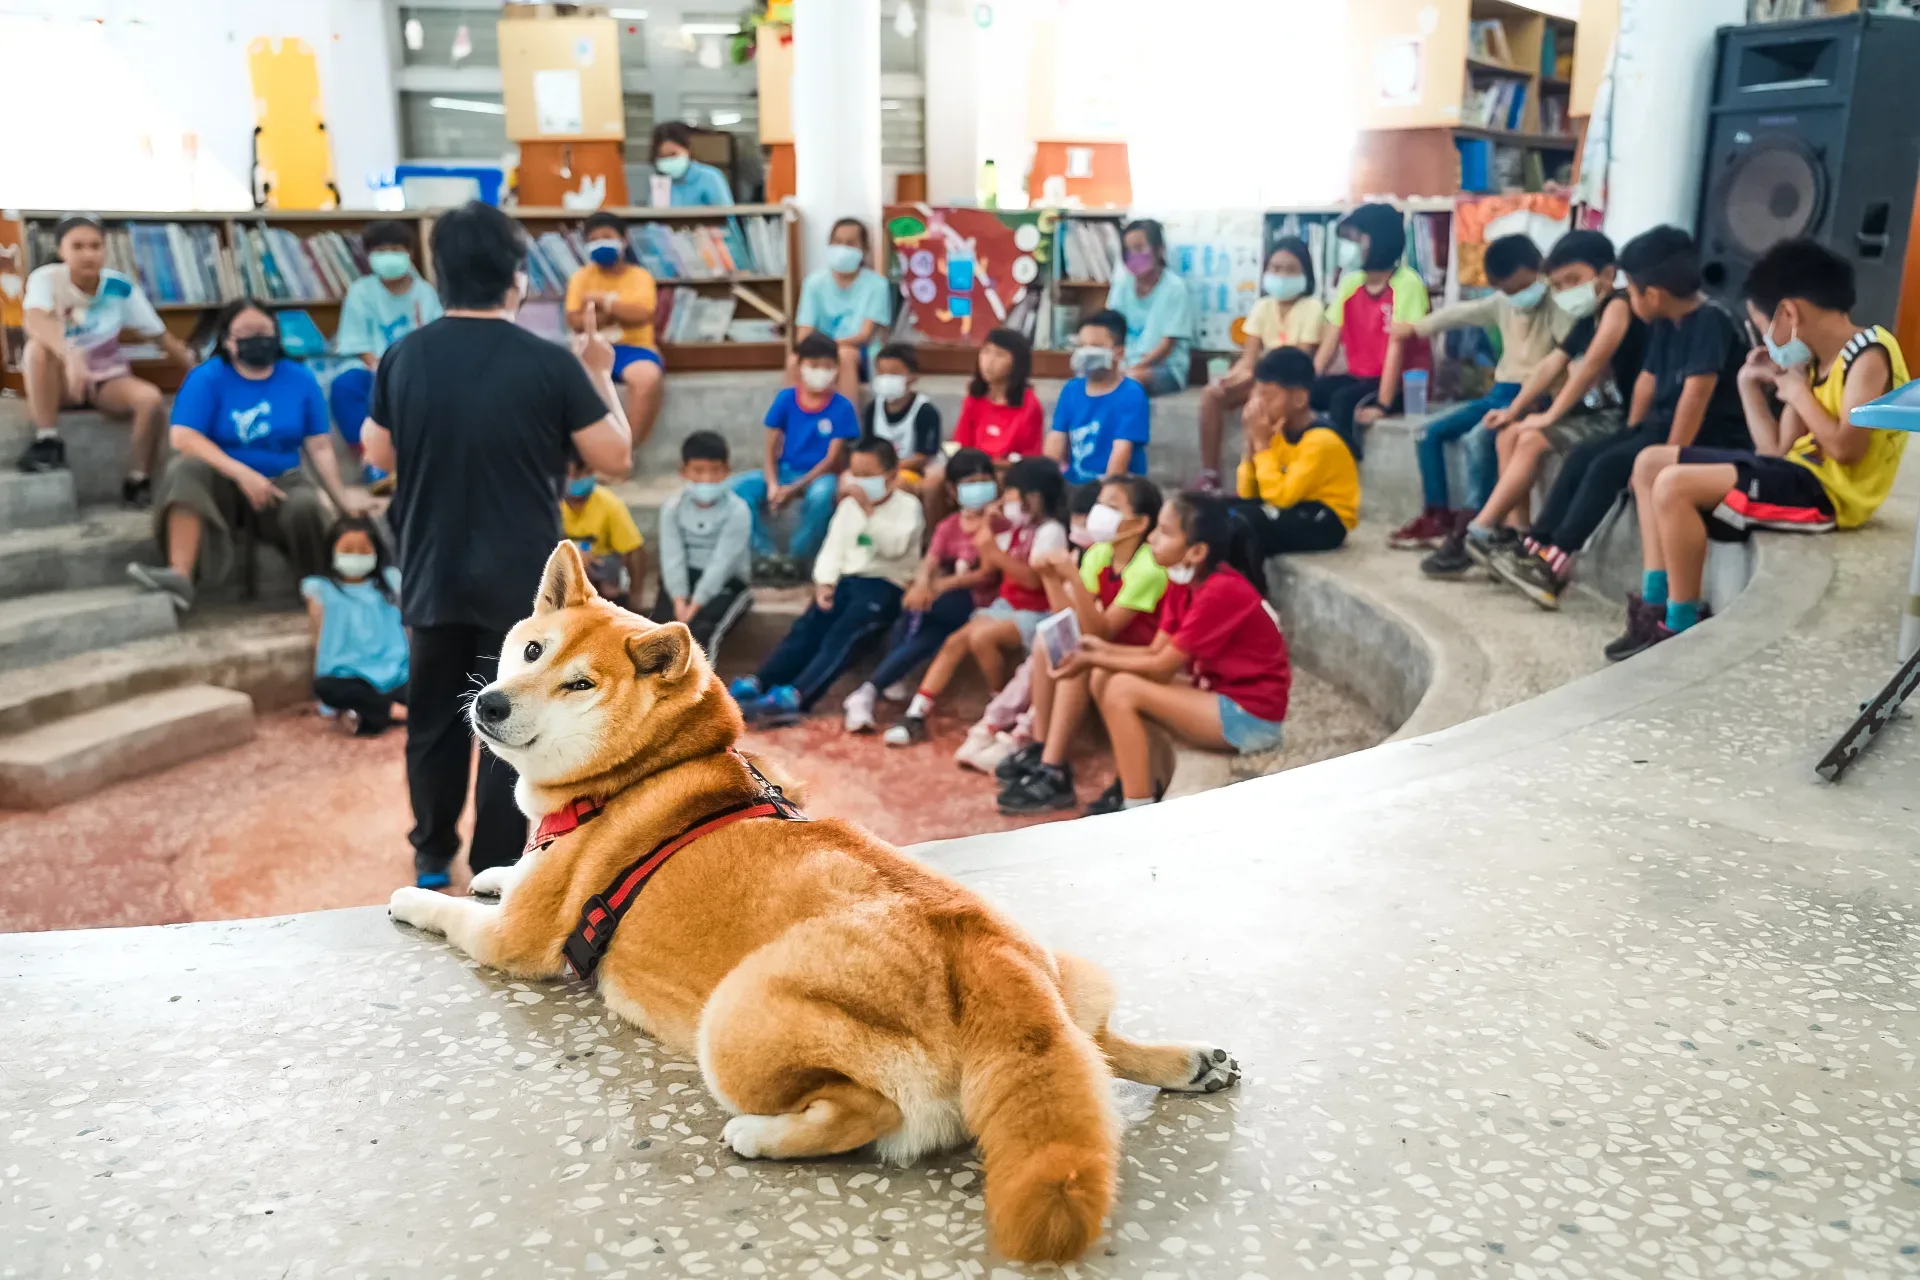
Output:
[1696, 12, 1920, 324]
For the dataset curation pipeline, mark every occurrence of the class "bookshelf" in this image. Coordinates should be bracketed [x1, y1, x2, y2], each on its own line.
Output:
[0, 203, 801, 392]
[1046, 210, 1128, 372]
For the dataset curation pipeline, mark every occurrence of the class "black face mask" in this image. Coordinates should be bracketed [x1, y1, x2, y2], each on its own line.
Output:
[233, 335, 280, 370]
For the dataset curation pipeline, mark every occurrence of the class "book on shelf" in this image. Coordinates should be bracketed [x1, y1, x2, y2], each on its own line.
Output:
[29, 220, 237, 306]
[1060, 218, 1122, 283]
[520, 214, 788, 299]
[657, 286, 738, 344]
[1464, 81, 1528, 132]
[1467, 19, 1513, 66]
[1540, 96, 1569, 138]
[236, 224, 369, 304]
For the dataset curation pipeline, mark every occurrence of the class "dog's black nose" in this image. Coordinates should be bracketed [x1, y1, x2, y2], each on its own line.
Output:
[475, 690, 512, 724]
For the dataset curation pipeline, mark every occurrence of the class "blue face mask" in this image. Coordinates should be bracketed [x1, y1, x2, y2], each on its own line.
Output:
[956, 479, 998, 511]
[1337, 239, 1364, 272]
[567, 477, 597, 500]
[825, 243, 865, 274]
[1765, 312, 1813, 369]
[588, 242, 622, 268]
[1262, 272, 1309, 301]
[1506, 279, 1549, 310]
[689, 480, 728, 506]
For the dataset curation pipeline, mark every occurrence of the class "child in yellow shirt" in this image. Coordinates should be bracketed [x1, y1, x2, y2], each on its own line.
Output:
[1234, 347, 1359, 554]
[566, 211, 663, 448]
[561, 448, 647, 608]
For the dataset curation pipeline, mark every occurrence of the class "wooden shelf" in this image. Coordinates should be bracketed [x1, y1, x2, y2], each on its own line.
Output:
[1057, 278, 1114, 289]
[1538, 74, 1570, 90]
[656, 274, 785, 285]
[1466, 57, 1530, 80]
[1453, 125, 1578, 149]
[659, 341, 787, 371]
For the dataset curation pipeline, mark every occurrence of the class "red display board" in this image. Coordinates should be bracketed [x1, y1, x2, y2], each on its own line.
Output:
[883, 204, 1051, 346]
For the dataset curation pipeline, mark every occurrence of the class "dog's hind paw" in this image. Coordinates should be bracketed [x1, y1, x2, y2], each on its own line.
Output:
[722, 1114, 780, 1159]
[1174, 1046, 1240, 1094]
[388, 887, 445, 934]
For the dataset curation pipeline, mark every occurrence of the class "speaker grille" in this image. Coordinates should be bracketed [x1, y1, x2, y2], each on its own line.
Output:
[1714, 138, 1827, 256]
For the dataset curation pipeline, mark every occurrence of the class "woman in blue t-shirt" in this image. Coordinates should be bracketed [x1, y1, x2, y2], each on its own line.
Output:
[130, 299, 353, 613]
[791, 217, 892, 401]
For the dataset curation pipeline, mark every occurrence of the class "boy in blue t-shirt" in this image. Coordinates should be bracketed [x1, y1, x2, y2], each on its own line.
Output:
[1045, 310, 1152, 484]
[729, 332, 861, 575]
[331, 220, 442, 477]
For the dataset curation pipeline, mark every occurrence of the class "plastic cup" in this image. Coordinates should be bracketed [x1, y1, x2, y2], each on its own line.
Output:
[1402, 369, 1429, 417]
[1207, 356, 1232, 382]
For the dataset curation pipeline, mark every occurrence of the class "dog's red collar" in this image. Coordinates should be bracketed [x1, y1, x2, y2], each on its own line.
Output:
[547, 754, 807, 980]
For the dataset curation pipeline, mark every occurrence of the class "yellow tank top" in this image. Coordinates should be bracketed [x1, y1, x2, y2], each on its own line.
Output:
[1787, 325, 1910, 528]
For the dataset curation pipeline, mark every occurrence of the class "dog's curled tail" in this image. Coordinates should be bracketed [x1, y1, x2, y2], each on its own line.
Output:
[955, 938, 1118, 1263]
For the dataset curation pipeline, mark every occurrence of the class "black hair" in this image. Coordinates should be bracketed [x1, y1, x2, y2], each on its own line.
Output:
[324, 514, 398, 604]
[1253, 346, 1314, 389]
[1080, 309, 1128, 347]
[829, 216, 871, 253]
[1545, 229, 1616, 273]
[1618, 225, 1702, 297]
[875, 341, 919, 373]
[1338, 203, 1406, 272]
[1267, 234, 1316, 297]
[1167, 491, 1268, 599]
[1122, 218, 1167, 268]
[1100, 475, 1163, 531]
[362, 219, 416, 252]
[651, 120, 694, 157]
[1483, 233, 1544, 283]
[795, 331, 839, 363]
[583, 210, 628, 239]
[969, 327, 1032, 408]
[944, 446, 995, 487]
[681, 430, 730, 465]
[208, 298, 279, 366]
[430, 200, 528, 310]
[1003, 455, 1068, 527]
[565, 440, 588, 471]
[854, 436, 899, 470]
[1744, 237, 1857, 315]
[1069, 480, 1103, 517]
[53, 214, 101, 247]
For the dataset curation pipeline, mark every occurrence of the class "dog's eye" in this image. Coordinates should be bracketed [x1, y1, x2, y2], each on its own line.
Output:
[562, 678, 595, 692]
[523, 641, 543, 663]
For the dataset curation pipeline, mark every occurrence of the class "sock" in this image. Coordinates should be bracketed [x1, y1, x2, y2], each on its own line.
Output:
[126, 469, 147, 484]
[1642, 569, 1668, 607]
[1665, 599, 1700, 633]
[1465, 523, 1494, 543]
[1542, 546, 1572, 578]
[35, 428, 57, 441]
[1522, 536, 1540, 555]
[907, 691, 934, 719]
[1122, 796, 1155, 810]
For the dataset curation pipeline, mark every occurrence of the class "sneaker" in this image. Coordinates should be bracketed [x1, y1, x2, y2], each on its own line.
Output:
[16, 435, 66, 473]
[415, 871, 452, 890]
[952, 721, 997, 771]
[882, 680, 913, 703]
[994, 740, 1045, 783]
[971, 731, 1019, 776]
[1084, 779, 1125, 816]
[126, 563, 195, 612]
[750, 685, 803, 726]
[1489, 547, 1565, 611]
[1388, 508, 1455, 551]
[883, 714, 928, 747]
[120, 474, 153, 510]
[1191, 468, 1222, 494]
[727, 675, 763, 703]
[1419, 531, 1474, 579]
[1461, 526, 1508, 572]
[1602, 592, 1664, 662]
[751, 555, 783, 584]
[843, 684, 878, 733]
[336, 709, 364, 737]
[998, 763, 1077, 814]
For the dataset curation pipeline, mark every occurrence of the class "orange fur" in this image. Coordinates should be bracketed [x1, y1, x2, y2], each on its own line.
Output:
[387, 541, 1238, 1264]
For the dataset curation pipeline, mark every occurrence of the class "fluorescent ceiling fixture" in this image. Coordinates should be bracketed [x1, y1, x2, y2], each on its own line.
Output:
[710, 110, 742, 126]
[609, 7, 649, 17]
[429, 97, 506, 115]
[681, 22, 740, 34]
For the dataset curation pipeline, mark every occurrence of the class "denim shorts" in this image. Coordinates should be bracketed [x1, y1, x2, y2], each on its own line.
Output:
[1136, 362, 1184, 397]
[1218, 695, 1286, 753]
[976, 598, 1047, 647]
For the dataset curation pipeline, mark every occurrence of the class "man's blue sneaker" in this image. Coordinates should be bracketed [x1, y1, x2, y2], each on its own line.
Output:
[728, 676, 763, 702]
[751, 685, 803, 726]
[416, 871, 451, 890]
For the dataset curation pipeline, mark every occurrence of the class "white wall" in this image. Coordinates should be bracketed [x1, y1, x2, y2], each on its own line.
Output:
[0, 0, 399, 211]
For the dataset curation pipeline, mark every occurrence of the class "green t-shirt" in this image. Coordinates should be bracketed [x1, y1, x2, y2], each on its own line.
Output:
[1079, 540, 1169, 612]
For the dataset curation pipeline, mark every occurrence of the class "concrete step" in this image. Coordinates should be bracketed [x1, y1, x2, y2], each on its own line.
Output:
[0, 586, 179, 671]
[0, 507, 157, 601]
[0, 401, 144, 507]
[0, 470, 80, 531]
[0, 683, 255, 809]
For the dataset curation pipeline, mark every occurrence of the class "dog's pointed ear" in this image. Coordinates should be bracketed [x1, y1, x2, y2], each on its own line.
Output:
[627, 622, 694, 682]
[534, 540, 597, 615]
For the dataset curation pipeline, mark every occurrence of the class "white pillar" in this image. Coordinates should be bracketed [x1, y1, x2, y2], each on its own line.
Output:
[923, 0, 979, 205]
[1602, 0, 1746, 243]
[792, 0, 881, 273]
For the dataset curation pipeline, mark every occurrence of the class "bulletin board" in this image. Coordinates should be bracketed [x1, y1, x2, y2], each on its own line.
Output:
[1451, 193, 1571, 289]
[883, 205, 1052, 346]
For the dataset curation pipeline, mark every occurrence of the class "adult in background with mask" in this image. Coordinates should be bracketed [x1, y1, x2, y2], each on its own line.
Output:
[1045, 310, 1152, 486]
[128, 300, 353, 612]
[650, 121, 734, 207]
[792, 217, 893, 401]
[1105, 218, 1195, 399]
[566, 210, 664, 449]
[1196, 236, 1323, 489]
[359, 201, 632, 891]
[329, 220, 443, 482]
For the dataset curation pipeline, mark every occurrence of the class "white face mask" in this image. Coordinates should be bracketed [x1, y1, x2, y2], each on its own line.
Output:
[1553, 280, 1600, 319]
[1336, 239, 1364, 272]
[872, 373, 909, 401]
[1165, 561, 1196, 585]
[1002, 496, 1030, 527]
[854, 474, 888, 502]
[335, 551, 378, 579]
[1085, 502, 1124, 544]
[800, 365, 836, 393]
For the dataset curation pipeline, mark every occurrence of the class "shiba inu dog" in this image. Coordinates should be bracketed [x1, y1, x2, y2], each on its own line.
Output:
[389, 541, 1238, 1264]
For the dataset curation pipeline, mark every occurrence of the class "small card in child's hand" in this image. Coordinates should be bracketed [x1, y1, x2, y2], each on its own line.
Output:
[1036, 608, 1081, 671]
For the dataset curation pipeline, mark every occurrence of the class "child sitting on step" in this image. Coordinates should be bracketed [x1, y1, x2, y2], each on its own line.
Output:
[653, 430, 754, 659]
[303, 515, 408, 737]
[561, 446, 646, 608]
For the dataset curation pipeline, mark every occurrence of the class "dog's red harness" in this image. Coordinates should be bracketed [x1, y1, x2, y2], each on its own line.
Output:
[545, 755, 807, 980]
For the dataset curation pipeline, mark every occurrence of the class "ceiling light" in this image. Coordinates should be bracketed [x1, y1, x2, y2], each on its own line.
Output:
[429, 97, 506, 115]
[680, 22, 740, 35]
[710, 110, 743, 126]
[609, 7, 649, 17]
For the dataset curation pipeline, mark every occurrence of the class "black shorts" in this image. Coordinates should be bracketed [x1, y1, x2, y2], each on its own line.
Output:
[1678, 447, 1836, 534]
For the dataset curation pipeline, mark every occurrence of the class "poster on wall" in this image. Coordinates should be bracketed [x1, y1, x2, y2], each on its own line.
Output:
[1452, 193, 1571, 289]
[1159, 209, 1264, 353]
[883, 205, 1051, 346]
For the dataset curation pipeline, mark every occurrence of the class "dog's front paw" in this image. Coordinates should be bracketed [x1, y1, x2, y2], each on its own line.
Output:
[468, 866, 512, 898]
[722, 1114, 778, 1159]
[388, 887, 446, 934]
[1177, 1046, 1240, 1094]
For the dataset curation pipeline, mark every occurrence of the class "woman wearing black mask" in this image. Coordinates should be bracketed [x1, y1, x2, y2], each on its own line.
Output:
[129, 299, 355, 612]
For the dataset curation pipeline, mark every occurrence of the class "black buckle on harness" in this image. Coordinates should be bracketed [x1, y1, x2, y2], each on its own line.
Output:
[563, 893, 615, 979]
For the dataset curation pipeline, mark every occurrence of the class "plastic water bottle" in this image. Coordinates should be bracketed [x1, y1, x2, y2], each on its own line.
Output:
[1402, 369, 1429, 417]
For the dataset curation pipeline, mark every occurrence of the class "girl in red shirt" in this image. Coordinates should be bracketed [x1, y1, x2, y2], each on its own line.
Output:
[951, 328, 1046, 463]
[1067, 492, 1290, 812]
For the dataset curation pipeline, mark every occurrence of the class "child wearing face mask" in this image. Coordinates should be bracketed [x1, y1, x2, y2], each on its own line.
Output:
[732, 332, 864, 577]
[331, 220, 442, 480]
[655, 431, 755, 660]
[1233, 348, 1359, 555]
[884, 457, 1070, 746]
[1197, 236, 1322, 489]
[843, 448, 1002, 733]
[794, 217, 893, 401]
[1311, 203, 1431, 460]
[565, 210, 664, 447]
[865, 342, 942, 490]
[303, 515, 409, 737]
[560, 445, 646, 608]
[731, 438, 925, 725]
[1047, 310, 1153, 486]
[1386, 233, 1571, 552]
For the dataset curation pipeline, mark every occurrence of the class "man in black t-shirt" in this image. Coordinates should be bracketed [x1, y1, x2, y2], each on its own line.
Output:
[1493, 226, 1749, 610]
[363, 201, 632, 886]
